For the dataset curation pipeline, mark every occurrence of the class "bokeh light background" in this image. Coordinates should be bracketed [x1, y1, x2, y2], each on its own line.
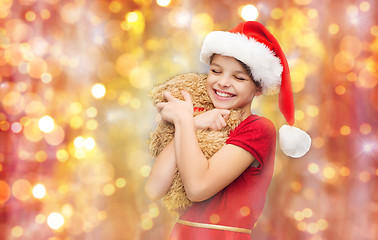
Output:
[0, 0, 377, 239]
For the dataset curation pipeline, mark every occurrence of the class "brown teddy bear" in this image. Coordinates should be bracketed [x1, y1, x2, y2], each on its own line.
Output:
[149, 72, 243, 216]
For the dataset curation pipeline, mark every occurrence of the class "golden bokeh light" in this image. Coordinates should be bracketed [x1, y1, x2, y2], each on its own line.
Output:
[335, 85, 346, 95]
[0, 180, 11, 204]
[240, 5, 259, 21]
[115, 178, 127, 188]
[340, 167, 350, 177]
[91, 83, 106, 99]
[11, 226, 23, 238]
[291, 181, 302, 192]
[32, 184, 46, 199]
[340, 125, 351, 136]
[308, 163, 319, 174]
[39, 116, 55, 133]
[323, 166, 336, 180]
[108, 1, 122, 13]
[35, 214, 46, 224]
[191, 13, 213, 36]
[359, 123, 372, 135]
[360, 1, 370, 11]
[157, 0, 171, 7]
[271, 8, 284, 20]
[56, 149, 69, 162]
[12, 179, 32, 201]
[47, 212, 65, 230]
[209, 214, 220, 224]
[297, 222, 307, 231]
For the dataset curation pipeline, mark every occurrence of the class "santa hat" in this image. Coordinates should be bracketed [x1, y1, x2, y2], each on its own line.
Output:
[200, 21, 311, 158]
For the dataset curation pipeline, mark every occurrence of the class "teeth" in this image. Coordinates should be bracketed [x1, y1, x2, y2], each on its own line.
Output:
[215, 90, 233, 97]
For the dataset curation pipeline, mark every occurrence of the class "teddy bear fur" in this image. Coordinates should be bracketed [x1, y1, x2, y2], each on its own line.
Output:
[149, 72, 243, 216]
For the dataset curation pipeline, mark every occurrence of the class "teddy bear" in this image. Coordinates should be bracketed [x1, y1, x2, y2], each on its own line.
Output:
[149, 72, 243, 216]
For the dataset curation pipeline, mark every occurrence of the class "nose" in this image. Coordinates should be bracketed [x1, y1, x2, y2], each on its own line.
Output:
[217, 75, 231, 88]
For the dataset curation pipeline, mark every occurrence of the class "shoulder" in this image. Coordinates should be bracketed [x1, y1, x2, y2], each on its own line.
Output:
[230, 114, 276, 137]
[226, 114, 277, 167]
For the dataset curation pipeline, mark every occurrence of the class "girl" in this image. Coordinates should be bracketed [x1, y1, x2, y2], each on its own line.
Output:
[146, 21, 310, 240]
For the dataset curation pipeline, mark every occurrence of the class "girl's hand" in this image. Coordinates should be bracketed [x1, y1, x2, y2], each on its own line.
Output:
[194, 109, 230, 131]
[157, 91, 194, 124]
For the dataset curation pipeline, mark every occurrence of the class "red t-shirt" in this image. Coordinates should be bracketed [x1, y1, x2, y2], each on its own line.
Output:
[169, 114, 276, 240]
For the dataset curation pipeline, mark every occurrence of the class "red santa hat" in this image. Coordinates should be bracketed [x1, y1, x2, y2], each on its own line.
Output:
[200, 21, 311, 158]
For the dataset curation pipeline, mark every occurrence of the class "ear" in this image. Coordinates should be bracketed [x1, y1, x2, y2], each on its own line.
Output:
[255, 88, 263, 96]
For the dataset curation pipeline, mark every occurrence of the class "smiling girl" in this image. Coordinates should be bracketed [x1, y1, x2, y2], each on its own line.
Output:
[145, 21, 311, 240]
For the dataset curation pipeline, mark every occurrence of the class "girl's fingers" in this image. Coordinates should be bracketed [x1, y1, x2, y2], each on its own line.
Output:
[163, 91, 176, 102]
[220, 110, 230, 121]
[219, 115, 227, 128]
[181, 90, 193, 106]
[156, 102, 167, 112]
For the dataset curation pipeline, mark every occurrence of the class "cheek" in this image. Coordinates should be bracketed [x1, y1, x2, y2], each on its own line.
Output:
[206, 77, 216, 88]
[238, 84, 257, 97]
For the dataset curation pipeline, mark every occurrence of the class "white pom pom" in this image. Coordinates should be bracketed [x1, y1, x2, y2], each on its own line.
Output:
[279, 125, 311, 158]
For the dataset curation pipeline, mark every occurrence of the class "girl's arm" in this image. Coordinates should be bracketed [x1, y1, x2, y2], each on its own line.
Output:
[145, 106, 230, 200]
[174, 114, 254, 202]
[145, 139, 177, 200]
[158, 91, 255, 202]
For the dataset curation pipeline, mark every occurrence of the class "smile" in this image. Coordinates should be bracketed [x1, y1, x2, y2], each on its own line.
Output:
[214, 89, 235, 98]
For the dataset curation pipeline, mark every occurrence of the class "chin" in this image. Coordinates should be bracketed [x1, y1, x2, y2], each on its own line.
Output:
[212, 101, 234, 109]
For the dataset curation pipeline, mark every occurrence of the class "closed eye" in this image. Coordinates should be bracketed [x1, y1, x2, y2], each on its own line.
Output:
[211, 69, 221, 74]
[234, 76, 246, 81]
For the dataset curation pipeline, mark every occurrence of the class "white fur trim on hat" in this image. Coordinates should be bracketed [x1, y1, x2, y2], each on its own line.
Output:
[200, 31, 283, 95]
[279, 125, 311, 158]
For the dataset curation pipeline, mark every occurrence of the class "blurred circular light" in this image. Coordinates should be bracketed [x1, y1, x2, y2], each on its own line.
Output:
[39, 115, 55, 133]
[308, 163, 319, 174]
[32, 184, 46, 199]
[12, 179, 32, 201]
[115, 178, 126, 188]
[91, 83, 106, 99]
[41, 72, 52, 83]
[340, 167, 350, 177]
[359, 123, 372, 135]
[35, 150, 47, 162]
[323, 166, 336, 180]
[40, 9, 51, 19]
[103, 184, 115, 196]
[140, 165, 151, 177]
[0, 180, 11, 204]
[109, 1, 122, 13]
[11, 226, 23, 238]
[240, 5, 259, 21]
[44, 125, 65, 146]
[35, 214, 46, 224]
[126, 12, 138, 22]
[149, 203, 160, 218]
[74, 136, 85, 148]
[271, 8, 283, 20]
[61, 204, 74, 218]
[56, 149, 69, 162]
[340, 125, 351, 136]
[157, 0, 171, 7]
[25, 11, 36, 22]
[60, 3, 82, 24]
[11, 122, 23, 133]
[47, 212, 65, 230]
[141, 217, 153, 230]
[84, 137, 96, 150]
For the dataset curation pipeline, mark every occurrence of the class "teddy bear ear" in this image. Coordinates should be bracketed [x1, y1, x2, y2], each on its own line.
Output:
[149, 75, 180, 104]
